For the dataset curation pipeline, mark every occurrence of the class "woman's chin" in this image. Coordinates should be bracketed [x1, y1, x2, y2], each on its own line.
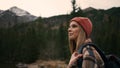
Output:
[69, 36, 75, 40]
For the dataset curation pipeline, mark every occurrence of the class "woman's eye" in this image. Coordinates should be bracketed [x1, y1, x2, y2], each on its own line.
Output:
[71, 25, 78, 28]
[68, 24, 78, 28]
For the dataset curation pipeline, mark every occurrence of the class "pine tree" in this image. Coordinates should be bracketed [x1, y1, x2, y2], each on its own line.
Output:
[70, 0, 85, 18]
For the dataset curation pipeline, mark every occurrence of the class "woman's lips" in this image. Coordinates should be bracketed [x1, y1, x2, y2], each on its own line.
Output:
[68, 33, 73, 36]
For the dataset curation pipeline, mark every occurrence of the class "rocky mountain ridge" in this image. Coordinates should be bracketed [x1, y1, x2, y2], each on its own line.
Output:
[9, 6, 30, 16]
[0, 6, 37, 28]
[0, 6, 120, 28]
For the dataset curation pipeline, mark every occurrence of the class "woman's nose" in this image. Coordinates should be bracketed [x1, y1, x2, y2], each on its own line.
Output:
[68, 28, 72, 32]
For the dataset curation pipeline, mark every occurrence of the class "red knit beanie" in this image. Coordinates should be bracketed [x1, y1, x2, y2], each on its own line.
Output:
[70, 17, 92, 38]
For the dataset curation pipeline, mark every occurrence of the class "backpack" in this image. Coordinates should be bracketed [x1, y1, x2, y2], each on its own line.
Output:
[77, 43, 120, 68]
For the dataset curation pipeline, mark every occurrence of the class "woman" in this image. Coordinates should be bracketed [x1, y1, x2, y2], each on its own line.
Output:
[67, 17, 104, 68]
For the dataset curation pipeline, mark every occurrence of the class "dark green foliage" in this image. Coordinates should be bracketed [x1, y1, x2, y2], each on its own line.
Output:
[56, 24, 70, 60]
[0, 19, 47, 65]
[0, 6, 120, 68]
[91, 8, 120, 57]
[0, 16, 70, 66]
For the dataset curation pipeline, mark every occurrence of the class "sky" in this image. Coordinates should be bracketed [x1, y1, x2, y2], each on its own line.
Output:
[0, 0, 120, 17]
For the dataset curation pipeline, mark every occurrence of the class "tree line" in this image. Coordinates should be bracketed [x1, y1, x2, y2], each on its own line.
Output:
[0, 0, 120, 68]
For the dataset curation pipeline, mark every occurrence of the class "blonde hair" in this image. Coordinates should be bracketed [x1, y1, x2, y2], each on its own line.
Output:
[68, 26, 86, 54]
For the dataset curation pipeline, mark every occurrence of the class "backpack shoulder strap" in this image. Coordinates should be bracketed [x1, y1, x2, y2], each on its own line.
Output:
[77, 43, 109, 68]
[78, 43, 107, 61]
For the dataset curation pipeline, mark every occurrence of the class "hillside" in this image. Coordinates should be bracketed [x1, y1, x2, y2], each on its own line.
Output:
[0, 6, 120, 68]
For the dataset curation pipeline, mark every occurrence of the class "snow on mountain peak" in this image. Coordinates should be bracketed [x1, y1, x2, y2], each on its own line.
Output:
[9, 6, 30, 16]
[0, 10, 4, 14]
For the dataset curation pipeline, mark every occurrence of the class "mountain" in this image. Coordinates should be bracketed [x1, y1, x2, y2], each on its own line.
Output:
[44, 7, 119, 24]
[43, 15, 69, 27]
[105, 7, 120, 16]
[0, 6, 37, 28]
[0, 10, 4, 14]
[83, 7, 97, 13]
[0, 6, 119, 28]
[9, 6, 30, 16]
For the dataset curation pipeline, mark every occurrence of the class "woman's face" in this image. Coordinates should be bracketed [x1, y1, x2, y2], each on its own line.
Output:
[68, 21, 80, 40]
